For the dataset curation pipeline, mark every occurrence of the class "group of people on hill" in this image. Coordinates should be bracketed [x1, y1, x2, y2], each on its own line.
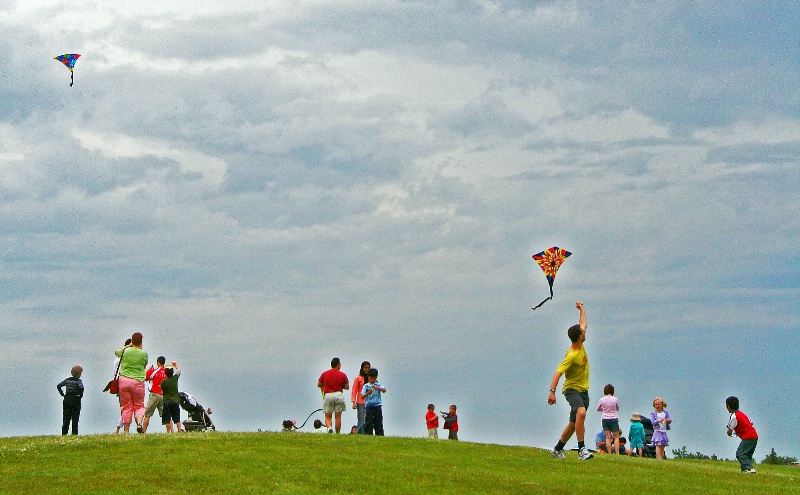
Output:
[317, 358, 459, 440]
[546, 301, 759, 473]
[112, 333, 184, 434]
[593, 389, 671, 459]
[57, 332, 185, 436]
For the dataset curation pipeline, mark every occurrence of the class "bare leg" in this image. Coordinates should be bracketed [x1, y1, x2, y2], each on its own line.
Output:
[143, 415, 150, 433]
[324, 413, 333, 431]
[334, 411, 342, 434]
[559, 422, 576, 443]
[605, 430, 612, 454]
[574, 407, 587, 442]
[613, 431, 620, 455]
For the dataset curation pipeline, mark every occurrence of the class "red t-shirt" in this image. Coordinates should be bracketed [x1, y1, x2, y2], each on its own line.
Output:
[318, 368, 348, 394]
[146, 366, 167, 394]
[731, 410, 758, 440]
[426, 411, 439, 428]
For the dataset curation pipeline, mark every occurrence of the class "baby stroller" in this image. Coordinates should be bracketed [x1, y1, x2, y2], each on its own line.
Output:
[639, 415, 657, 458]
[179, 392, 215, 432]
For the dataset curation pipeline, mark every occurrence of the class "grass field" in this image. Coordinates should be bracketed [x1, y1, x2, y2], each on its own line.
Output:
[0, 432, 797, 494]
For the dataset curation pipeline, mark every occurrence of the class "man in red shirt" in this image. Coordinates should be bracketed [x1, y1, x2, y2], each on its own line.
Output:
[142, 356, 167, 433]
[318, 357, 349, 434]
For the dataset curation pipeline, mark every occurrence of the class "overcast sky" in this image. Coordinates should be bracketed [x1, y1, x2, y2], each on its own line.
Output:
[1, 1, 798, 459]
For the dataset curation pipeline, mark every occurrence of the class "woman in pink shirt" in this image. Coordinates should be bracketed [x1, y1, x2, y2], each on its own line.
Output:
[351, 361, 370, 434]
[596, 383, 620, 454]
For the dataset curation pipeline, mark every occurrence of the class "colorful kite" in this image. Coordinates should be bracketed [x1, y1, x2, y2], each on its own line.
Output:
[54, 54, 81, 87]
[531, 246, 571, 310]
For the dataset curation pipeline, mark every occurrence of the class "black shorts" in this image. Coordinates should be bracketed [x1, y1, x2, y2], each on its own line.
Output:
[162, 401, 181, 425]
[564, 389, 590, 423]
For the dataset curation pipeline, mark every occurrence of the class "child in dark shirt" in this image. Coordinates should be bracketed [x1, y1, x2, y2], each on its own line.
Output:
[160, 362, 184, 433]
[57, 366, 84, 435]
[441, 404, 459, 441]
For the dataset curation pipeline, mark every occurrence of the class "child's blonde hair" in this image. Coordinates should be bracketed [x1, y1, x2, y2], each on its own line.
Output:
[652, 397, 667, 408]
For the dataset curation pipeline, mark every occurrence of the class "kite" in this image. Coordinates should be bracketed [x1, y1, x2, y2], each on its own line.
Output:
[54, 54, 81, 87]
[531, 246, 571, 310]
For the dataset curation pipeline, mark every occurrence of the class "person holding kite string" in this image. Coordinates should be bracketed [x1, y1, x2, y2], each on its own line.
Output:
[547, 301, 593, 461]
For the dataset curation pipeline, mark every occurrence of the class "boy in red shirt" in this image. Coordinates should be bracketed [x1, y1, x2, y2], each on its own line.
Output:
[426, 404, 439, 439]
[726, 396, 758, 473]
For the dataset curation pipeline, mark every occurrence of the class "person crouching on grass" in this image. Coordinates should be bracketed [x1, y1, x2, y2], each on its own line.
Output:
[160, 362, 184, 433]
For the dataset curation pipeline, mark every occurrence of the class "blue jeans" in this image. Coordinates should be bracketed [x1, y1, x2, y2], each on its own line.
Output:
[364, 405, 384, 436]
[736, 438, 758, 471]
[356, 403, 366, 433]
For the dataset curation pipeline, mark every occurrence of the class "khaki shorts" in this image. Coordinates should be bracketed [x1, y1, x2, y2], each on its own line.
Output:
[144, 393, 163, 417]
[323, 392, 346, 414]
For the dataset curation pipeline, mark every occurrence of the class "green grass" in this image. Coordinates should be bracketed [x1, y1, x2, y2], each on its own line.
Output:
[1, 432, 797, 494]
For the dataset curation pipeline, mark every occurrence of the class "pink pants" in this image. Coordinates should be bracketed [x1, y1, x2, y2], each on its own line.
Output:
[118, 376, 145, 425]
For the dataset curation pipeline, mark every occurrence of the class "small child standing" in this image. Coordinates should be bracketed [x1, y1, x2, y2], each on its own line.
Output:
[650, 397, 671, 460]
[628, 413, 646, 457]
[441, 405, 459, 441]
[596, 384, 620, 454]
[426, 404, 439, 439]
[361, 368, 386, 436]
[726, 396, 758, 473]
[57, 366, 84, 435]
[160, 362, 184, 433]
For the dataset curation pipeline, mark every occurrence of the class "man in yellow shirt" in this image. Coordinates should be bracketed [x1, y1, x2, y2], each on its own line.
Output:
[547, 301, 593, 460]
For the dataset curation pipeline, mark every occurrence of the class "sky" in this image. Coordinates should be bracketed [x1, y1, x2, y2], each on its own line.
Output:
[1, 1, 798, 459]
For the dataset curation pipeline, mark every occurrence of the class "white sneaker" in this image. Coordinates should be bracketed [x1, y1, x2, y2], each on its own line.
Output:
[549, 449, 565, 459]
[743, 468, 757, 474]
[578, 447, 594, 461]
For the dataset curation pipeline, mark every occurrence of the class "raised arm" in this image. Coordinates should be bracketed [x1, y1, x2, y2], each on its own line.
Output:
[576, 301, 587, 338]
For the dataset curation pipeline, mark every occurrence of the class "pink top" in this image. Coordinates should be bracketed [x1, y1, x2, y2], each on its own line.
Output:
[351, 375, 365, 404]
[596, 395, 619, 419]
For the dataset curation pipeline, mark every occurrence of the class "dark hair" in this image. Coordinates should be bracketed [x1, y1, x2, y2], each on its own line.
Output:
[427, 403, 435, 409]
[726, 396, 739, 411]
[619, 437, 627, 444]
[331, 357, 340, 368]
[131, 332, 143, 346]
[124, 338, 132, 346]
[359, 361, 371, 378]
[367, 368, 378, 378]
[567, 324, 582, 342]
[157, 356, 166, 365]
[165, 367, 174, 378]
[450, 404, 457, 411]
[603, 384, 614, 395]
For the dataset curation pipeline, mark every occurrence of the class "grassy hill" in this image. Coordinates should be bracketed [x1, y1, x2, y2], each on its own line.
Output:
[0, 432, 797, 494]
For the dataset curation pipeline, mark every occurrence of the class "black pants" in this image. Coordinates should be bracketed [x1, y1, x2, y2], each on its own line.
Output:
[62, 397, 81, 435]
[364, 405, 384, 436]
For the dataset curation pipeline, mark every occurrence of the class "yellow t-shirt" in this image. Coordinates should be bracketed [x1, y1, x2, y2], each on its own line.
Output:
[556, 344, 589, 393]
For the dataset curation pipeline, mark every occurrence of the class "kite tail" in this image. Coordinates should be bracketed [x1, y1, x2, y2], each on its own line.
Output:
[70, 72, 74, 87]
[532, 296, 552, 310]
[532, 284, 555, 311]
[293, 408, 323, 430]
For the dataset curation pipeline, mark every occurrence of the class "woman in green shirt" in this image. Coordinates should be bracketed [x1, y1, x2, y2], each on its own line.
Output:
[115, 332, 148, 433]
